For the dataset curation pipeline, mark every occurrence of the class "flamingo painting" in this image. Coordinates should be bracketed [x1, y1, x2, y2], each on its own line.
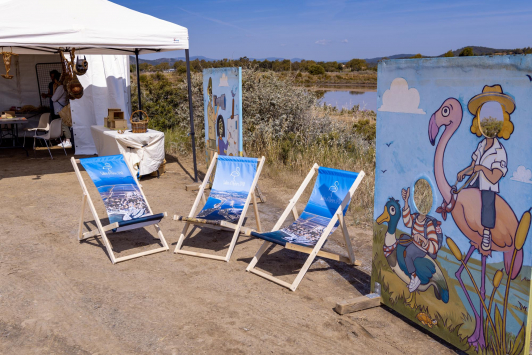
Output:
[231, 166, 240, 181]
[329, 181, 339, 198]
[428, 97, 530, 350]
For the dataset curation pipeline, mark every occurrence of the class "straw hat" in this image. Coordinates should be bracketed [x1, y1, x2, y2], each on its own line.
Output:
[468, 84, 515, 115]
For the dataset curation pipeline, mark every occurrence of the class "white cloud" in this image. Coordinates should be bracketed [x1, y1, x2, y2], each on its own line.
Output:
[341, 39, 348, 43]
[511, 166, 532, 184]
[219, 73, 229, 87]
[378, 78, 426, 114]
[315, 39, 330, 45]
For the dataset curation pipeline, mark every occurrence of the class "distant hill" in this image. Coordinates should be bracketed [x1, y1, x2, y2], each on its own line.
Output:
[130, 56, 217, 65]
[131, 46, 521, 66]
[364, 54, 417, 63]
[449, 46, 511, 57]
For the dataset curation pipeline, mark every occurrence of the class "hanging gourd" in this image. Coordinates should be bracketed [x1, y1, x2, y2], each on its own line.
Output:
[1, 47, 18, 79]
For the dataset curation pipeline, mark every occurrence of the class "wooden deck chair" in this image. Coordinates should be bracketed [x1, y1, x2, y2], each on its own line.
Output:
[71, 155, 169, 264]
[174, 153, 265, 262]
[246, 164, 365, 291]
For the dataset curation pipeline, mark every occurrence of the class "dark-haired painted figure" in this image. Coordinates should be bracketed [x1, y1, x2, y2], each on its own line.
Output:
[217, 114, 228, 156]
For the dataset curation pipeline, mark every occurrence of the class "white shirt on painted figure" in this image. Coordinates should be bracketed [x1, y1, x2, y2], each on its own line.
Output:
[469, 138, 507, 192]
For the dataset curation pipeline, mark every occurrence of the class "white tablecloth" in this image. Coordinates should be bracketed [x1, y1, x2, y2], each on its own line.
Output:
[90, 126, 165, 176]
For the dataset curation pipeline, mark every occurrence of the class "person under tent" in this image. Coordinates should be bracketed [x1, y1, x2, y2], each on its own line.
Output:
[51, 81, 71, 148]
[41, 70, 61, 119]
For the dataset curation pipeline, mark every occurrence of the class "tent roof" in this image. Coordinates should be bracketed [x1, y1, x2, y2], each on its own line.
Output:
[0, 0, 189, 55]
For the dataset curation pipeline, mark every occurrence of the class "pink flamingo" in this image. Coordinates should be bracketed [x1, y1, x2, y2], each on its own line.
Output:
[428, 98, 525, 350]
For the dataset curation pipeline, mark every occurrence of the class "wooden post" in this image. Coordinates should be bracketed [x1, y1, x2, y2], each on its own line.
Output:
[77, 194, 87, 241]
[252, 192, 262, 233]
[338, 212, 356, 264]
[334, 293, 381, 315]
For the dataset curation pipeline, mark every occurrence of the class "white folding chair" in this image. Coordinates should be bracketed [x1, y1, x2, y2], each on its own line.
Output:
[246, 164, 365, 291]
[72, 155, 169, 264]
[33, 118, 66, 159]
[174, 153, 265, 262]
[24, 112, 50, 147]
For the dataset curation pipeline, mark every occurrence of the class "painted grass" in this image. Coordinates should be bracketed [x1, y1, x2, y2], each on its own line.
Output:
[371, 223, 529, 355]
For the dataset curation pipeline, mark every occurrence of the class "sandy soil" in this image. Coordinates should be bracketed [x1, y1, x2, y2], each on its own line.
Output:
[0, 149, 462, 354]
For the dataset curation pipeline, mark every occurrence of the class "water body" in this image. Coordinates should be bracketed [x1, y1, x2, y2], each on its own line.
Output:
[317, 89, 377, 112]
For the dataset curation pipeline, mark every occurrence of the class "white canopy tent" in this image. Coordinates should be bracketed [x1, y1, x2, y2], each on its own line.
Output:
[0, 0, 198, 178]
[0, 54, 130, 155]
[0, 0, 189, 54]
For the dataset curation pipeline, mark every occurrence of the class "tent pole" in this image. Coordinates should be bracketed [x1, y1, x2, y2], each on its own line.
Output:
[185, 49, 198, 182]
[135, 49, 142, 119]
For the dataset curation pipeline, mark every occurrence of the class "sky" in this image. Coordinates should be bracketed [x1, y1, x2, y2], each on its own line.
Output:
[113, 0, 532, 61]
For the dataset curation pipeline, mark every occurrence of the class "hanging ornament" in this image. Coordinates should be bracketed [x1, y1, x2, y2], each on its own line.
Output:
[1, 47, 18, 79]
[60, 48, 84, 100]
[70, 48, 88, 76]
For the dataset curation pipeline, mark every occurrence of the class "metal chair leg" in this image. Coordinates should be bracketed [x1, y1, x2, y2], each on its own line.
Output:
[44, 139, 53, 160]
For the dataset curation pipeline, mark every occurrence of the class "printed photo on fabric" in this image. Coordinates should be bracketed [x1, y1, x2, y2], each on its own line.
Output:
[196, 156, 257, 223]
[80, 155, 151, 224]
[264, 167, 359, 247]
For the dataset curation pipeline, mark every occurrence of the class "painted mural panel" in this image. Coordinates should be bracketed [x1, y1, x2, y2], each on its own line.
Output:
[203, 67, 243, 165]
[371, 55, 532, 354]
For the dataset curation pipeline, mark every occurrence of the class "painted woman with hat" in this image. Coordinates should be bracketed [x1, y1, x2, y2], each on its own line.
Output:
[456, 85, 515, 251]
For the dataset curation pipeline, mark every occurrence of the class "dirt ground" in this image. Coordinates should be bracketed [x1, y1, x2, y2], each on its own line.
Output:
[0, 149, 463, 354]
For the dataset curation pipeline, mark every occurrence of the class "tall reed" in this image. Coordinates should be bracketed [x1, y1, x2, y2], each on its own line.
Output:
[501, 209, 530, 353]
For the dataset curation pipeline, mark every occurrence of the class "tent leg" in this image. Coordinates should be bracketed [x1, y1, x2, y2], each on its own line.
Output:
[135, 49, 143, 120]
[185, 49, 198, 182]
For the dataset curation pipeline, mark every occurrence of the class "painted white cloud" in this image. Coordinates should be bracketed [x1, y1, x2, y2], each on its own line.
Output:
[219, 73, 229, 87]
[378, 78, 426, 114]
[511, 166, 532, 184]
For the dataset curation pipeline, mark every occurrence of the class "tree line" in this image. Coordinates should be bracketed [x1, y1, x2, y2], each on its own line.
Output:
[132, 57, 374, 75]
[132, 46, 532, 74]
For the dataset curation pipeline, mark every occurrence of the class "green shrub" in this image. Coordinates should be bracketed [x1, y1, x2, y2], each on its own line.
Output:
[353, 119, 376, 142]
[459, 47, 474, 56]
[443, 50, 454, 57]
[480, 116, 503, 137]
[308, 64, 325, 75]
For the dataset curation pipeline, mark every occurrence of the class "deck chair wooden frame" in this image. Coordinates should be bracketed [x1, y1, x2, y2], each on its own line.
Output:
[246, 164, 365, 291]
[71, 157, 169, 264]
[174, 153, 265, 262]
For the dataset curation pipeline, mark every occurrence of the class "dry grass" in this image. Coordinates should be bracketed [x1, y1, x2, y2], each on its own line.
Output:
[414, 178, 433, 215]
[245, 137, 375, 226]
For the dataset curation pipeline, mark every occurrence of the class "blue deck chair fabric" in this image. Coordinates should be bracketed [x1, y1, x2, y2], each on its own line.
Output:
[80, 155, 164, 233]
[251, 167, 359, 247]
[195, 156, 258, 223]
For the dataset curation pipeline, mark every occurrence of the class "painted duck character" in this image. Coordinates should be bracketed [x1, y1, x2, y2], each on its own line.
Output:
[376, 198, 449, 308]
